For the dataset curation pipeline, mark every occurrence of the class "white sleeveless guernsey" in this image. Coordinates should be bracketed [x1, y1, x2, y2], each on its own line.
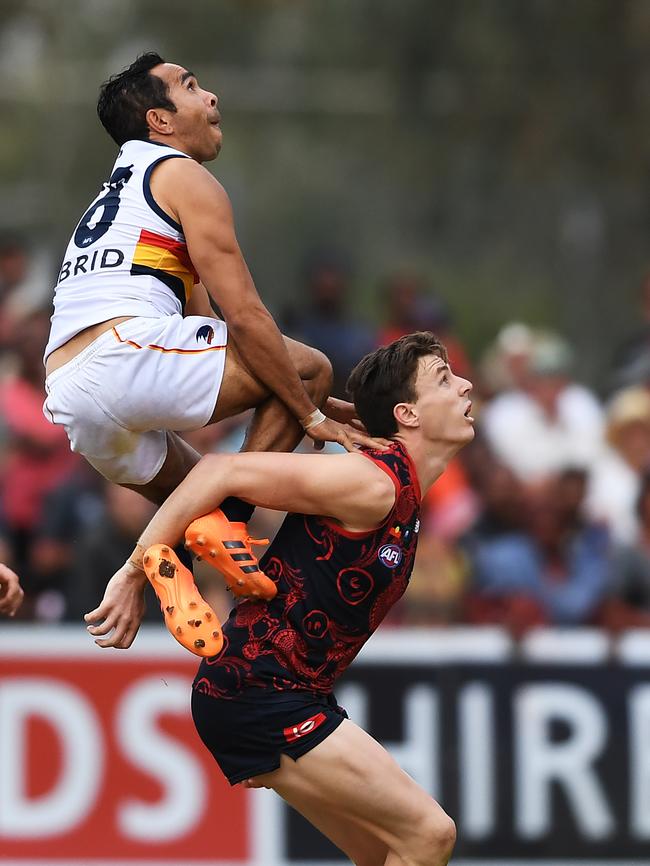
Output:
[44, 140, 198, 361]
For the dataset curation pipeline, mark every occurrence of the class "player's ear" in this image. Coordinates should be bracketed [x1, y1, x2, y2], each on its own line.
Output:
[146, 107, 174, 136]
[394, 402, 419, 429]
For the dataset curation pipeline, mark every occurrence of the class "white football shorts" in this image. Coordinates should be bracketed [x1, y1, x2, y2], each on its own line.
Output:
[43, 314, 228, 485]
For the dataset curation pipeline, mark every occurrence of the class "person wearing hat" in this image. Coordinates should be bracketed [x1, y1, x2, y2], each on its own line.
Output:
[587, 386, 650, 544]
[481, 331, 604, 483]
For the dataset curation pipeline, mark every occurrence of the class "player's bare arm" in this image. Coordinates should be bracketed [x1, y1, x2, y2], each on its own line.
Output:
[85, 451, 395, 649]
[187, 292, 365, 432]
[134, 450, 397, 568]
[151, 159, 344, 435]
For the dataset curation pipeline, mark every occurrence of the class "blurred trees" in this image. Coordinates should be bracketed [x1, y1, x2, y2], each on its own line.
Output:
[1, 0, 649, 382]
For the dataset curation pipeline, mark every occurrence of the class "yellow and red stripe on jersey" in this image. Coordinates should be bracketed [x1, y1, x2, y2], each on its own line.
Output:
[130, 229, 199, 309]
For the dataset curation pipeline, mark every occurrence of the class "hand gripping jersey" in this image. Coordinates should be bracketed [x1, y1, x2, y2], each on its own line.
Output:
[44, 140, 198, 361]
[194, 441, 422, 699]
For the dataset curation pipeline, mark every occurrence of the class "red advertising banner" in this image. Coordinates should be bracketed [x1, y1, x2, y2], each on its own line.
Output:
[0, 628, 248, 863]
[7, 624, 647, 865]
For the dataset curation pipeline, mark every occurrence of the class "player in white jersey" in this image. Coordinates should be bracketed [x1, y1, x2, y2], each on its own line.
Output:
[43, 52, 385, 645]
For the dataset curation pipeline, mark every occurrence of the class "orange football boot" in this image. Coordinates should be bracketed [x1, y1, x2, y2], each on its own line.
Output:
[143, 544, 223, 657]
[184, 508, 276, 600]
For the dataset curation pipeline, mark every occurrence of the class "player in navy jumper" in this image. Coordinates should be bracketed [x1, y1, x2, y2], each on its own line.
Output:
[95, 332, 474, 866]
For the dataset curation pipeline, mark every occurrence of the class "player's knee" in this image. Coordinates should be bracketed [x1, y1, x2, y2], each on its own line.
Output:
[437, 813, 457, 861]
[304, 348, 333, 403]
[415, 809, 456, 864]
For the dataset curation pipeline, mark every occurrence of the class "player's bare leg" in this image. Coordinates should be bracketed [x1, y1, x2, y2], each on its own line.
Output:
[126, 336, 332, 507]
[246, 720, 456, 866]
[178, 335, 332, 599]
[123, 431, 201, 505]
[119, 337, 331, 644]
[273, 789, 396, 866]
[211, 334, 333, 453]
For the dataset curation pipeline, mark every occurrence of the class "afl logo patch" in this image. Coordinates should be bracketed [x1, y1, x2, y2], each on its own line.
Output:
[378, 543, 402, 568]
[196, 324, 215, 344]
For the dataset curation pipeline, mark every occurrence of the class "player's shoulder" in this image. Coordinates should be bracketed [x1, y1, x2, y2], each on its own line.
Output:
[150, 157, 230, 213]
[151, 153, 215, 181]
[360, 441, 416, 485]
[347, 448, 400, 496]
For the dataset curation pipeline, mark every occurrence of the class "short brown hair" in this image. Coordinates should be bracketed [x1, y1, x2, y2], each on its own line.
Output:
[346, 332, 448, 437]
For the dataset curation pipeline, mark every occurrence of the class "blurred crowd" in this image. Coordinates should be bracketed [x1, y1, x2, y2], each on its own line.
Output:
[4, 236, 650, 637]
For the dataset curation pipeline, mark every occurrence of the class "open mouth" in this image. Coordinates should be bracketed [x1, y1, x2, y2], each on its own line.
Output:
[464, 402, 473, 419]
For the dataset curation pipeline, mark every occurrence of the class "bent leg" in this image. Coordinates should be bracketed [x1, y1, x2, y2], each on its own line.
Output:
[123, 336, 331, 517]
[281, 794, 394, 866]
[122, 432, 201, 505]
[210, 334, 333, 453]
[251, 719, 456, 866]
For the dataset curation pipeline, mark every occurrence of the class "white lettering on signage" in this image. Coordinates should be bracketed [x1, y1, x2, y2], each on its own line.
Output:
[0, 678, 103, 837]
[116, 676, 207, 842]
[514, 683, 614, 839]
[629, 685, 650, 838]
[459, 682, 495, 839]
[337, 684, 438, 797]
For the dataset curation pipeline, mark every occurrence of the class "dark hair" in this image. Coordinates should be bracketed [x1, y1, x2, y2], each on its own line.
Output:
[97, 52, 176, 146]
[346, 331, 448, 437]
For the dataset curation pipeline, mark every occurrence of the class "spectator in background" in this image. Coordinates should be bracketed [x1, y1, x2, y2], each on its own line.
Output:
[64, 483, 158, 623]
[598, 471, 650, 630]
[30, 461, 107, 614]
[478, 321, 536, 397]
[0, 309, 80, 613]
[611, 271, 650, 391]
[283, 249, 376, 397]
[0, 237, 30, 352]
[464, 469, 612, 635]
[480, 331, 604, 484]
[587, 386, 650, 545]
[0, 237, 51, 368]
[377, 271, 472, 379]
[462, 458, 528, 546]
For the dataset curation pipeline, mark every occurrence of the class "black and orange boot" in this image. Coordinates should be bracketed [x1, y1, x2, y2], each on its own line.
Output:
[143, 544, 223, 657]
[184, 508, 276, 600]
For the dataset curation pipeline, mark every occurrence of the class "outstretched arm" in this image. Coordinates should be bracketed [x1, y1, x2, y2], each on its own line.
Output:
[85, 451, 396, 649]
[153, 159, 378, 451]
[133, 450, 397, 567]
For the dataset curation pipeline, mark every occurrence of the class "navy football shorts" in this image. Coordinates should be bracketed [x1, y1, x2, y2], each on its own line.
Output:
[191, 684, 348, 785]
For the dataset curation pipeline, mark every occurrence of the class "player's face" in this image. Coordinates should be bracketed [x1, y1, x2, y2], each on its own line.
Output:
[411, 354, 474, 445]
[151, 63, 222, 162]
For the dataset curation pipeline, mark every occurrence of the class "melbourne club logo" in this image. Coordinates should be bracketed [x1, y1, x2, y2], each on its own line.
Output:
[283, 712, 327, 743]
[302, 610, 330, 639]
[337, 568, 374, 605]
[378, 543, 403, 569]
[196, 324, 215, 344]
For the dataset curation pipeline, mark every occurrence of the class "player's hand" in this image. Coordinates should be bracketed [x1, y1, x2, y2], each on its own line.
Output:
[84, 561, 147, 649]
[305, 417, 391, 452]
[0, 563, 24, 617]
